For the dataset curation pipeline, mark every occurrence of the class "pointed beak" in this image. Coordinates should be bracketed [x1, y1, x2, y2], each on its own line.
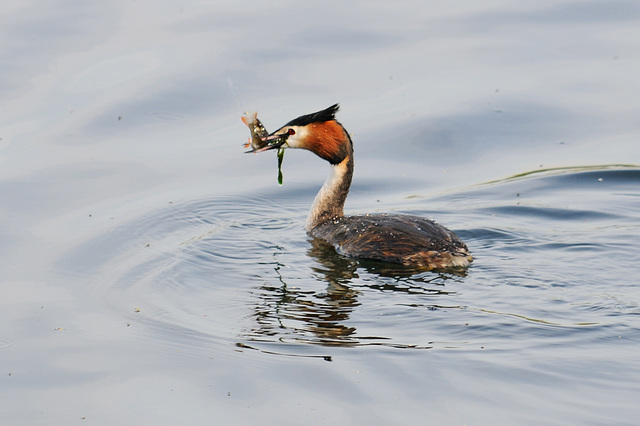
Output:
[244, 132, 288, 154]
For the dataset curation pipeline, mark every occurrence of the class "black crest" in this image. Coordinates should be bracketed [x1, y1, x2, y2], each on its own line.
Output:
[285, 104, 339, 127]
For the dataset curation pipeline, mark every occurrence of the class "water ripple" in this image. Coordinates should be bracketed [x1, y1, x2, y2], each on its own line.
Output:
[55, 166, 640, 355]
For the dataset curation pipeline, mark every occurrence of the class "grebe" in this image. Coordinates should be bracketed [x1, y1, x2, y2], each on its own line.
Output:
[258, 104, 472, 270]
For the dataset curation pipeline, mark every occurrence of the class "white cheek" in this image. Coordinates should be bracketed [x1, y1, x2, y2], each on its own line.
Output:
[285, 126, 307, 149]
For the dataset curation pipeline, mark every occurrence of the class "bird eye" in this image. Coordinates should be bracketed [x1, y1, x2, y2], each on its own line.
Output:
[287, 128, 296, 135]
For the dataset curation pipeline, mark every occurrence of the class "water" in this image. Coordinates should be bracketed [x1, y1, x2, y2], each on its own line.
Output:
[2, 1, 640, 424]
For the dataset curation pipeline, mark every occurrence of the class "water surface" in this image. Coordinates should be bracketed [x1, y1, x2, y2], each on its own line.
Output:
[1, 1, 640, 425]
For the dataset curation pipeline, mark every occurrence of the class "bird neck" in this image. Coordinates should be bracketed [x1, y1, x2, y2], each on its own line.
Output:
[305, 153, 354, 231]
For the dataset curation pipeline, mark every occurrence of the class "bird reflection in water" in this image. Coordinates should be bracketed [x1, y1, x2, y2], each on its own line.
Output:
[241, 239, 466, 352]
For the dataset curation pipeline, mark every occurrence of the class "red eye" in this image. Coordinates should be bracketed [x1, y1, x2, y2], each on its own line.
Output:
[287, 128, 296, 135]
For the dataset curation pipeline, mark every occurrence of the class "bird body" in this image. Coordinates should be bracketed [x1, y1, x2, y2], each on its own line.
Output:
[254, 104, 472, 270]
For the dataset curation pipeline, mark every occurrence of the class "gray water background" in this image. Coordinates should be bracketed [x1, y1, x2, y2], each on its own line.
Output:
[1, 1, 640, 424]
